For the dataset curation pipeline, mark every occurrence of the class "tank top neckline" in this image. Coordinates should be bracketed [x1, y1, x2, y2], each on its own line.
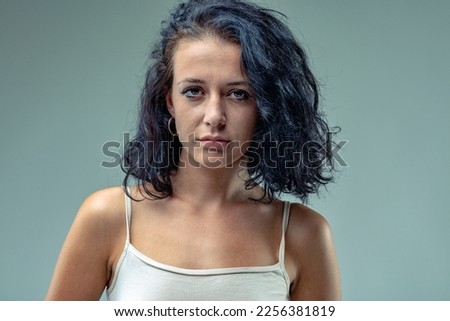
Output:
[126, 243, 282, 276]
[121, 186, 291, 277]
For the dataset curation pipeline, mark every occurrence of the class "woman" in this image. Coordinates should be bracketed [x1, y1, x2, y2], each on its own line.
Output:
[46, 0, 341, 300]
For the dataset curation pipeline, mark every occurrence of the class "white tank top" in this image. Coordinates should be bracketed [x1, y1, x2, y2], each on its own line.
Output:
[106, 188, 291, 301]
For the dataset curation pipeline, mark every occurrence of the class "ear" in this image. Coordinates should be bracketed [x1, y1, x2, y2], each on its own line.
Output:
[164, 87, 175, 117]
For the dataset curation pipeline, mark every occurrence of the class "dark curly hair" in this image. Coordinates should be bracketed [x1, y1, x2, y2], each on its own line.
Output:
[122, 0, 339, 203]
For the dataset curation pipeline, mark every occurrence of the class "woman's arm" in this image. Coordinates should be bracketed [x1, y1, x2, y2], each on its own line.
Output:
[45, 187, 125, 300]
[287, 204, 341, 300]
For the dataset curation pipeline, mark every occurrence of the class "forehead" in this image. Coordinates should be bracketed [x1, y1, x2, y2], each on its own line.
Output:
[172, 37, 245, 80]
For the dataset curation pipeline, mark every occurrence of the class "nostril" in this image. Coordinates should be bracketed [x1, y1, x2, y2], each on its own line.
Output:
[204, 112, 226, 127]
[206, 119, 226, 128]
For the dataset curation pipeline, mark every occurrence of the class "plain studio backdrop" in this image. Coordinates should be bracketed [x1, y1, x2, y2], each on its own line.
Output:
[1, 0, 449, 300]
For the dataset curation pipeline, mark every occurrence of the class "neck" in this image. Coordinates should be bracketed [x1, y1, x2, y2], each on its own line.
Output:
[170, 154, 258, 205]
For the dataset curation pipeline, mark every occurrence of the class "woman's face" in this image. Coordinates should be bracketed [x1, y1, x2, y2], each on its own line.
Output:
[166, 36, 257, 169]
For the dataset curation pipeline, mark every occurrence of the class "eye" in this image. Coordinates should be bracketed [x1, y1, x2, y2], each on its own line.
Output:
[229, 90, 252, 100]
[181, 87, 203, 99]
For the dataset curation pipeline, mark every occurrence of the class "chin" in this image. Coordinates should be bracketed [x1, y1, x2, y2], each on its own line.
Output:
[196, 153, 243, 169]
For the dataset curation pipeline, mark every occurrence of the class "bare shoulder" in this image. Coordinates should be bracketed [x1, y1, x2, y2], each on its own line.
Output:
[285, 202, 341, 300]
[69, 186, 130, 251]
[69, 186, 129, 250]
[74, 186, 126, 231]
[45, 186, 129, 300]
[286, 203, 334, 244]
[79, 186, 125, 217]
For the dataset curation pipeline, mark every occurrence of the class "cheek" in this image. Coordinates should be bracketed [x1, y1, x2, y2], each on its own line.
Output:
[241, 108, 258, 134]
[173, 112, 200, 139]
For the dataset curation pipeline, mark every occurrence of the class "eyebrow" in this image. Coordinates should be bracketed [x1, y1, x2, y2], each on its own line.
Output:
[176, 78, 250, 86]
[177, 78, 205, 85]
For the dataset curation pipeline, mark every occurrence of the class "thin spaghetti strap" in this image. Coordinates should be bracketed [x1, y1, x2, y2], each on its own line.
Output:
[282, 201, 291, 234]
[123, 186, 132, 244]
[278, 201, 291, 265]
[278, 201, 292, 291]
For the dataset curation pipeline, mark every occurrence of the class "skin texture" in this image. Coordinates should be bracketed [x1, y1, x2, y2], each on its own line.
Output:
[45, 37, 341, 301]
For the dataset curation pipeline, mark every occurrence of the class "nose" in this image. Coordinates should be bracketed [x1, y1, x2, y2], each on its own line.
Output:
[203, 94, 226, 128]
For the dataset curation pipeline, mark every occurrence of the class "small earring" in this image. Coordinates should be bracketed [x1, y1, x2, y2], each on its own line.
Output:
[167, 117, 178, 136]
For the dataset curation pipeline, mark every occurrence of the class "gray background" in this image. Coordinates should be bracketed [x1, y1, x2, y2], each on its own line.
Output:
[1, 0, 449, 300]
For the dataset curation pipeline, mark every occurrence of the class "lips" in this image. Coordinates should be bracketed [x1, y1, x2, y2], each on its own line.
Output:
[199, 135, 231, 142]
[198, 135, 231, 151]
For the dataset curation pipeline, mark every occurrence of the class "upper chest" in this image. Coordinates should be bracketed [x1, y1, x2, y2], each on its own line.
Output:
[127, 199, 285, 269]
